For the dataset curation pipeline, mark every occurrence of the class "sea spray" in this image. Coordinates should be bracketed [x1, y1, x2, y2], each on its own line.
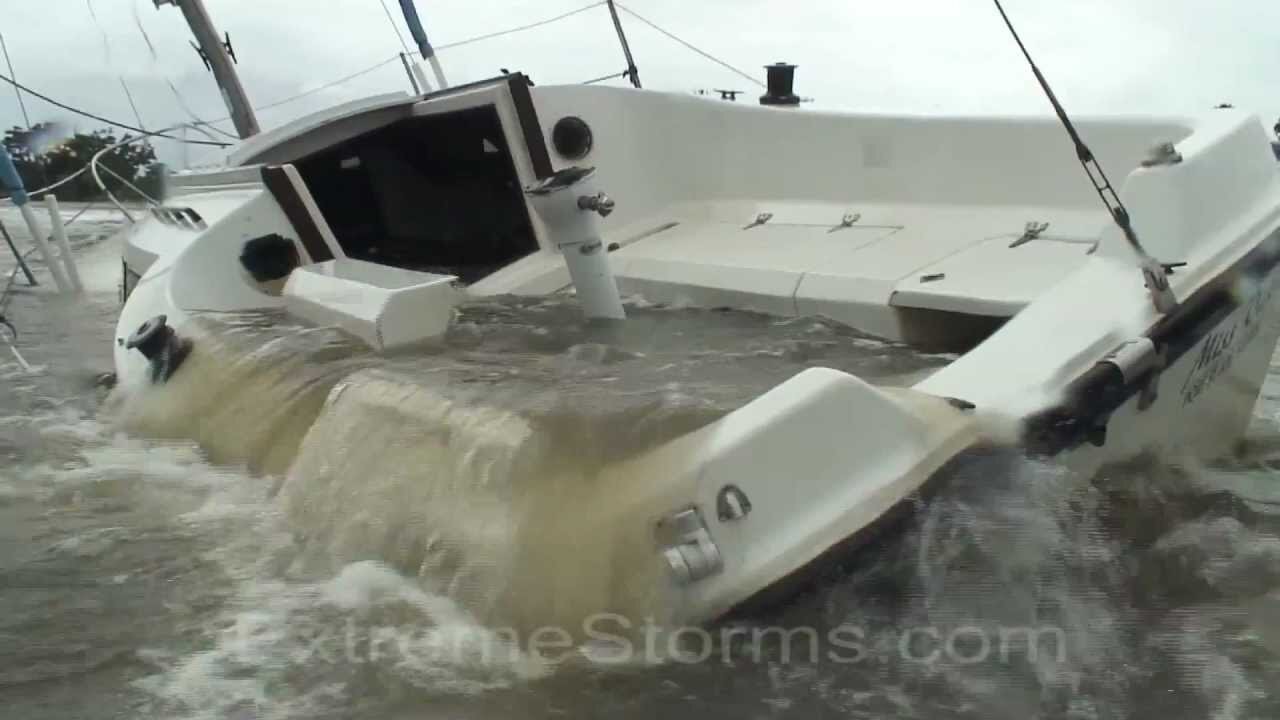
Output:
[113, 312, 373, 476]
[278, 368, 689, 635]
[108, 300, 954, 636]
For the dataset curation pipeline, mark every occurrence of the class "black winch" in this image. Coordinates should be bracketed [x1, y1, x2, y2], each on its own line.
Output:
[125, 314, 192, 383]
[759, 62, 800, 107]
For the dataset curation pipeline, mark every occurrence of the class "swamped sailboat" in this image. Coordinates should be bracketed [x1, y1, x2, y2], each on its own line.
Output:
[111, 1, 1280, 626]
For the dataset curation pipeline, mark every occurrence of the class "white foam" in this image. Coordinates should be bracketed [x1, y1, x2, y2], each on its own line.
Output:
[138, 560, 548, 719]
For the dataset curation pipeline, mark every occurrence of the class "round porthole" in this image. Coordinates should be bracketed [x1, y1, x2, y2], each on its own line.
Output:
[552, 116, 593, 160]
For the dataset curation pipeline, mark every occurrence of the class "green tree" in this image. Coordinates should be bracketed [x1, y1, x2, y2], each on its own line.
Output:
[3, 124, 159, 202]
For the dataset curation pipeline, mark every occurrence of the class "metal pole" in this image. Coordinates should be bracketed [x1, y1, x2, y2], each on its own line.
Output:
[397, 0, 449, 89]
[605, 1, 641, 89]
[162, 0, 259, 139]
[0, 220, 36, 287]
[398, 52, 424, 94]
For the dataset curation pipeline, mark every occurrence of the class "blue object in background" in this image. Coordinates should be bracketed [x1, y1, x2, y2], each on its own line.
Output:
[398, 0, 436, 60]
[0, 146, 28, 206]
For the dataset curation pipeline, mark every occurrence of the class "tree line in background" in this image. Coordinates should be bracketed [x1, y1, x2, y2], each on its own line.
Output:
[2, 123, 164, 202]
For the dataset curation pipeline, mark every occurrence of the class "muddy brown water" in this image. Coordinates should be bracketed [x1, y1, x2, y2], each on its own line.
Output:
[3, 208, 1280, 719]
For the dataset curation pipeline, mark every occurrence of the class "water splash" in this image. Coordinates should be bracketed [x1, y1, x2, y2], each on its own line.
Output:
[112, 301, 950, 635]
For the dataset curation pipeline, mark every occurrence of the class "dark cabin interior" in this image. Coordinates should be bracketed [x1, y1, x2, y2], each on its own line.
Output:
[294, 105, 540, 283]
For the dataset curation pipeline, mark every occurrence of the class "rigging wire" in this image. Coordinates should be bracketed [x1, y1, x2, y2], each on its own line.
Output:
[129, 1, 242, 141]
[613, 3, 764, 88]
[84, 0, 158, 148]
[202, 55, 404, 123]
[85, 0, 112, 65]
[119, 77, 147, 130]
[0, 72, 230, 147]
[0, 32, 52, 189]
[97, 162, 158, 207]
[20, 122, 205, 200]
[60, 199, 99, 230]
[375, 0, 415, 56]
[989, 0, 1175, 310]
[436, 1, 606, 52]
[0, 34, 32, 128]
[202, 2, 615, 122]
[580, 70, 628, 85]
[166, 79, 240, 141]
[131, 1, 159, 59]
[19, 0, 761, 149]
[2, 252, 33, 306]
[0, 122, 184, 336]
[257, 55, 402, 112]
[85, 124, 189, 220]
[24, 163, 93, 199]
[0, 244, 35, 319]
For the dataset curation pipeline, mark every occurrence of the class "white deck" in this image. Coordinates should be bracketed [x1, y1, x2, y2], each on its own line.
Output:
[605, 201, 1105, 337]
[135, 86, 1279, 351]
[500, 86, 1215, 340]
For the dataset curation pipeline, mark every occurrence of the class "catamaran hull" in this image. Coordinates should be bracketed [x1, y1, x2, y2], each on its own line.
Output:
[110, 228, 1280, 627]
[110, 81, 1280, 627]
[1060, 234, 1280, 470]
[724, 232, 1280, 620]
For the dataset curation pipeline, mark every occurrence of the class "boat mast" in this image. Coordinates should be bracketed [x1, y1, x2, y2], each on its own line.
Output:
[397, 0, 450, 90]
[605, 1, 641, 89]
[154, 0, 260, 139]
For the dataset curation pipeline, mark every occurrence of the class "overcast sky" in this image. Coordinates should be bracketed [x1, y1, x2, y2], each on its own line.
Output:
[2, 0, 1277, 167]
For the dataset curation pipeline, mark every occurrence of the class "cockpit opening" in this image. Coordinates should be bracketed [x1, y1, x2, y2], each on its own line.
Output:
[294, 104, 540, 283]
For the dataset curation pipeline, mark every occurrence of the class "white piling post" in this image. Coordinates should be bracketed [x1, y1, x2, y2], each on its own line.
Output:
[2, 144, 71, 293]
[44, 195, 83, 293]
[16, 201, 72, 293]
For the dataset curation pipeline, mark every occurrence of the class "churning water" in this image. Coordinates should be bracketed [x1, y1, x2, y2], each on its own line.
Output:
[3, 207, 1280, 719]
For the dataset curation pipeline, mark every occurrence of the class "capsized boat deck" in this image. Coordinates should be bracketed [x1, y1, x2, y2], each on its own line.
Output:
[112, 76, 1280, 627]
[606, 201, 1107, 340]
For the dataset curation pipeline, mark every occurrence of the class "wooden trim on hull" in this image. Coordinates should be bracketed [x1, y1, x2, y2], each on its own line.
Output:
[415, 72, 553, 179]
[504, 75, 553, 179]
[261, 165, 336, 263]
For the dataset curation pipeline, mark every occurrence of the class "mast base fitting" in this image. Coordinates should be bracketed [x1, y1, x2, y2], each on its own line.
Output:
[125, 314, 192, 383]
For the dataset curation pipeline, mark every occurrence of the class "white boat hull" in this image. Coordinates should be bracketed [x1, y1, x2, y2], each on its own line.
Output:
[109, 80, 1280, 626]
